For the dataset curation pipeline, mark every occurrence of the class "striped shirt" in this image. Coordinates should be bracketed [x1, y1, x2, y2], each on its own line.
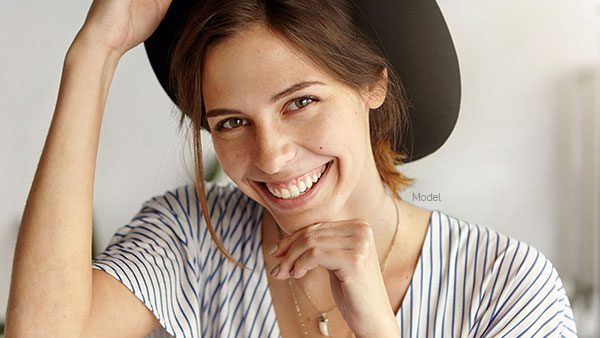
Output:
[92, 181, 578, 337]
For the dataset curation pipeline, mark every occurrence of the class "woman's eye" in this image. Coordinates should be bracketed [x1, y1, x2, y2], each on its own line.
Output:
[287, 96, 318, 111]
[217, 117, 248, 130]
[213, 96, 318, 131]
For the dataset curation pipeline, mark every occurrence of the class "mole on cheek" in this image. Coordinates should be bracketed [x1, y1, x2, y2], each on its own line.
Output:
[319, 146, 323, 150]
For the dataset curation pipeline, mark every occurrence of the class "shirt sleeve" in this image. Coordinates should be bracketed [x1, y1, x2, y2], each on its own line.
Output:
[473, 247, 578, 337]
[91, 184, 204, 337]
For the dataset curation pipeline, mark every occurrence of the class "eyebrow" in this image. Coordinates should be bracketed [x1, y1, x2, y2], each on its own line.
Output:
[205, 80, 325, 119]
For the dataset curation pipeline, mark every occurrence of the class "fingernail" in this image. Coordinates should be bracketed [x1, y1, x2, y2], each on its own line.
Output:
[267, 244, 278, 256]
[270, 264, 280, 277]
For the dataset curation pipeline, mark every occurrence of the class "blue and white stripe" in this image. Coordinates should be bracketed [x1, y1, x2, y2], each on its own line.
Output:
[92, 181, 578, 337]
[398, 210, 578, 337]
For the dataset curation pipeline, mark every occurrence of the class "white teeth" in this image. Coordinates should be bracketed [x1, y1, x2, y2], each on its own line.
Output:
[305, 177, 313, 189]
[265, 162, 330, 199]
[289, 185, 300, 198]
[298, 180, 307, 193]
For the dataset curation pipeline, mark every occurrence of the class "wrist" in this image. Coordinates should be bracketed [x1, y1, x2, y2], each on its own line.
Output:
[355, 314, 401, 338]
[59, 29, 123, 113]
[356, 330, 400, 338]
[67, 29, 123, 66]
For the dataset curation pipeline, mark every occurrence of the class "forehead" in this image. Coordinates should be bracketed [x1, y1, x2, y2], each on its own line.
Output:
[201, 24, 336, 109]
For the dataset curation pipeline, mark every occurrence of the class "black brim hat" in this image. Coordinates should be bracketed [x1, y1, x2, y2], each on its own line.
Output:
[144, 0, 461, 163]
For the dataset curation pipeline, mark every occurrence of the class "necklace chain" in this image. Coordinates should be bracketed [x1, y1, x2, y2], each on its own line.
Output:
[275, 196, 400, 337]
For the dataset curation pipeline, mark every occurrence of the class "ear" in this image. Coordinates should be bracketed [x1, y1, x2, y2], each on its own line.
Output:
[362, 67, 388, 110]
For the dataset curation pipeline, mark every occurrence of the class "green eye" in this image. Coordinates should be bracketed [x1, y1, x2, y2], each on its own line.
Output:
[217, 117, 248, 130]
[288, 96, 318, 110]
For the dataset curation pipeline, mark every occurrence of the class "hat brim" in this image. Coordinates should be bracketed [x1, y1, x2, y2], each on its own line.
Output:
[144, 0, 461, 163]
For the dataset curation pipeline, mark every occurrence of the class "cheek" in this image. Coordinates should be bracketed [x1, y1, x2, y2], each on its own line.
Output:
[307, 107, 367, 152]
[213, 140, 249, 178]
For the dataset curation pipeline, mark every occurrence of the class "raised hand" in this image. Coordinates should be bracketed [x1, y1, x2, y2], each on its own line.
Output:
[77, 0, 173, 56]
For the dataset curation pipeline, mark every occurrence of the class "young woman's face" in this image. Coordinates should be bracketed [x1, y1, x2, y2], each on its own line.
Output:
[202, 24, 385, 229]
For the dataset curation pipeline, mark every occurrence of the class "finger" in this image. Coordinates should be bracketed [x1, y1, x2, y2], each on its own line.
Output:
[289, 247, 357, 280]
[275, 235, 356, 279]
[290, 248, 322, 279]
[271, 222, 324, 258]
[271, 219, 363, 258]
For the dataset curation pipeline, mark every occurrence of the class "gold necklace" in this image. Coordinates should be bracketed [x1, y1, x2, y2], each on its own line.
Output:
[276, 197, 400, 337]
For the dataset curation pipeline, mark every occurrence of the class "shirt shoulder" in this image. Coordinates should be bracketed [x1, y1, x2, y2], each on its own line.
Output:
[91, 180, 264, 337]
[429, 210, 578, 337]
[127, 180, 259, 246]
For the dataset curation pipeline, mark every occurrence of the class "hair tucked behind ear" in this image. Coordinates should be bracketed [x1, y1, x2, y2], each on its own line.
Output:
[169, 0, 415, 271]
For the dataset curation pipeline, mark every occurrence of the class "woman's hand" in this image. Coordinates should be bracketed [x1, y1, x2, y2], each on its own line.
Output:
[76, 0, 173, 57]
[269, 220, 401, 337]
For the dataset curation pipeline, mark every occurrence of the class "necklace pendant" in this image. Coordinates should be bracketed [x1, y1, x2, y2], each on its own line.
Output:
[318, 314, 329, 336]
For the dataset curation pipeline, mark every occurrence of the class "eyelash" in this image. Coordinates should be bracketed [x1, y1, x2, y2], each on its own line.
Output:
[214, 95, 319, 132]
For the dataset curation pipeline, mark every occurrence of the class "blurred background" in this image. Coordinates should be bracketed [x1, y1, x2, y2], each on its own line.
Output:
[1, 0, 598, 336]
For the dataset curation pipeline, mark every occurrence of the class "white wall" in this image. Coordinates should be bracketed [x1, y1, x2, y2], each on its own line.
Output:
[1, 0, 598, 333]
[403, 0, 599, 266]
[400, 1, 600, 334]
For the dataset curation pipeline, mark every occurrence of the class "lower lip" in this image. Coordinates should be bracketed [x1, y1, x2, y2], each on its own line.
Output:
[257, 161, 333, 211]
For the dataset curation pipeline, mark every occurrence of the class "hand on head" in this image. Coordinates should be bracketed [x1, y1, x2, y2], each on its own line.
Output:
[77, 0, 173, 57]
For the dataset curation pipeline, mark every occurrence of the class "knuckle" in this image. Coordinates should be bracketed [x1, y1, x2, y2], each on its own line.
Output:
[351, 218, 368, 227]
[357, 224, 372, 239]
[305, 235, 319, 249]
[348, 252, 366, 268]
[359, 237, 370, 249]
[308, 247, 321, 260]
[311, 222, 323, 229]
[356, 219, 370, 227]
[306, 223, 322, 235]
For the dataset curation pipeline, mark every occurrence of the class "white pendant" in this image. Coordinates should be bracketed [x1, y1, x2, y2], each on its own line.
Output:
[319, 314, 329, 336]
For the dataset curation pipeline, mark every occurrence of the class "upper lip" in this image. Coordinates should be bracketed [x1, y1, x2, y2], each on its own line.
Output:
[253, 161, 331, 185]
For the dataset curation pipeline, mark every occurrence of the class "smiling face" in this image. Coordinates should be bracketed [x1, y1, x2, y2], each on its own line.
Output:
[202, 24, 386, 230]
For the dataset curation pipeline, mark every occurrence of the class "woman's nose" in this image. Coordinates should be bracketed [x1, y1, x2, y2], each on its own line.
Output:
[253, 125, 295, 175]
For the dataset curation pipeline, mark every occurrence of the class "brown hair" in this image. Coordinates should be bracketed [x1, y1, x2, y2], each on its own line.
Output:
[169, 0, 415, 271]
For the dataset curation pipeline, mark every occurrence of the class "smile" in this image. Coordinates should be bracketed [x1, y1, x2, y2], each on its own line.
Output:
[260, 161, 332, 200]
[265, 163, 328, 199]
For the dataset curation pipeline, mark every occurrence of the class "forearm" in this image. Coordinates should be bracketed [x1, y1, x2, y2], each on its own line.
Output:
[5, 33, 121, 336]
[356, 311, 402, 338]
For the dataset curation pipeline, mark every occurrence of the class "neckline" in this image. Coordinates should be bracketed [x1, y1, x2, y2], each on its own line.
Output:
[254, 205, 438, 337]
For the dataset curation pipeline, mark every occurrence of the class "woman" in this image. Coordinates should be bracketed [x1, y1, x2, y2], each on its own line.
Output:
[6, 0, 578, 337]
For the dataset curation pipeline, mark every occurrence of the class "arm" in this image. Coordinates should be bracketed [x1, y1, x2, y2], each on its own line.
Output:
[5, 33, 118, 336]
[5, 32, 158, 338]
[5, 0, 173, 334]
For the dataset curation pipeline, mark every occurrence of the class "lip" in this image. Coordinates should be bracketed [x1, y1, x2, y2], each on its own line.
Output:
[255, 160, 333, 211]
